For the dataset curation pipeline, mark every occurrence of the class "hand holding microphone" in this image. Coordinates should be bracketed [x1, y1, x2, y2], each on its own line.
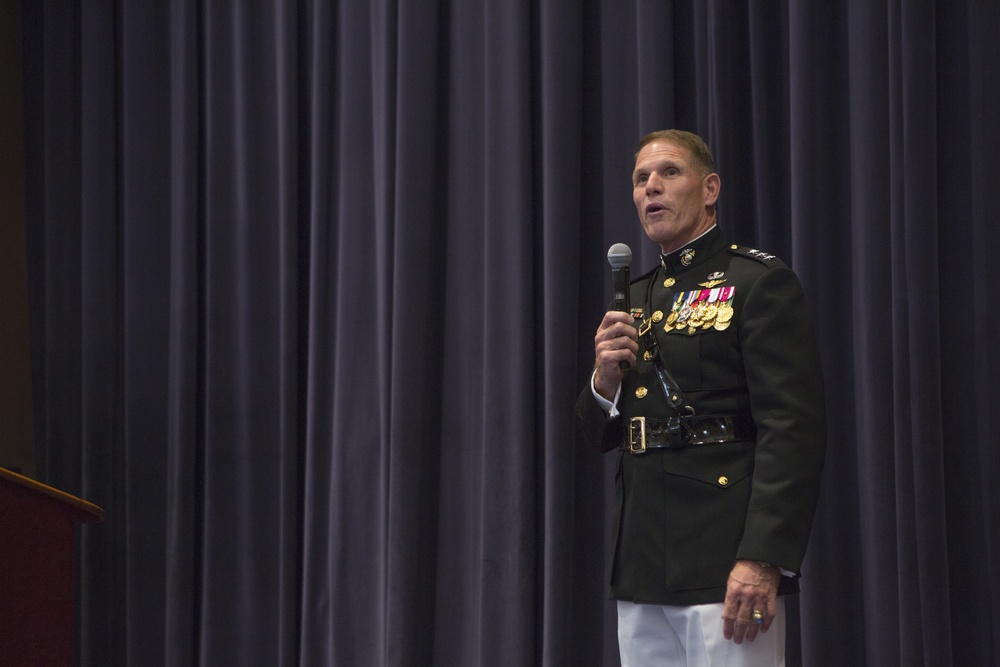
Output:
[592, 244, 639, 400]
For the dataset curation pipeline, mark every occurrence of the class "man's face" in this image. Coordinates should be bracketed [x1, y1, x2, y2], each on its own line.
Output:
[632, 140, 720, 254]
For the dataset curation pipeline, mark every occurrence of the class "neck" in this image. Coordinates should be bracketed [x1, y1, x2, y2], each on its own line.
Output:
[660, 220, 717, 255]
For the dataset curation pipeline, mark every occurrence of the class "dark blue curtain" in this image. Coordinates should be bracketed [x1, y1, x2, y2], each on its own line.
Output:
[20, 1, 1000, 665]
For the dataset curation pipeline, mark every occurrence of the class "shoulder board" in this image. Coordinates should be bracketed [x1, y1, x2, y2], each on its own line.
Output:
[726, 244, 781, 265]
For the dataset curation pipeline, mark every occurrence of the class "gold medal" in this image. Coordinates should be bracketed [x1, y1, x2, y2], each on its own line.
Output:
[687, 301, 708, 329]
[716, 303, 734, 323]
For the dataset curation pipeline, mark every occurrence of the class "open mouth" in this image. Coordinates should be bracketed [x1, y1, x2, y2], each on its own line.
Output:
[646, 202, 667, 215]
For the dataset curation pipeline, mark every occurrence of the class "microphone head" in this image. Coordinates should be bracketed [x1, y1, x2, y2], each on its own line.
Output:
[607, 243, 632, 269]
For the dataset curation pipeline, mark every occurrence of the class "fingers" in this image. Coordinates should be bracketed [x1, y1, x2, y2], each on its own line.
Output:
[595, 312, 637, 359]
[722, 596, 773, 644]
[722, 595, 752, 644]
[722, 562, 780, 644]
[597, 310, 637, 337]
[745, 608, 765, 643]
[593, 312, 638, 395]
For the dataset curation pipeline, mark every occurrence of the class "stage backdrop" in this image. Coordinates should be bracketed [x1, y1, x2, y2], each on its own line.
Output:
[20, 1, 999, 665]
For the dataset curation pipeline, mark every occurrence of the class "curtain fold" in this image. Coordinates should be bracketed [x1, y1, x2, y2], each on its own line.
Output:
[21, 1, 1000, 665]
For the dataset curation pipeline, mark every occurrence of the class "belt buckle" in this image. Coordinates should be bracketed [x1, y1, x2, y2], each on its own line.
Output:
[628, 416, 647, 454]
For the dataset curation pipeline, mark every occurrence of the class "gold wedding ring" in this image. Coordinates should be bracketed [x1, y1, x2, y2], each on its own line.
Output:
[751, 610, 764, 625]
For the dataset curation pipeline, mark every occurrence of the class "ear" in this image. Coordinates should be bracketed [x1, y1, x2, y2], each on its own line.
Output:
[703, 173, 721, 207]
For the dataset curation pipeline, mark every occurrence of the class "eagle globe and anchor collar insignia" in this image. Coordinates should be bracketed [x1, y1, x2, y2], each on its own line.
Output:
[660, 248, 697, 286]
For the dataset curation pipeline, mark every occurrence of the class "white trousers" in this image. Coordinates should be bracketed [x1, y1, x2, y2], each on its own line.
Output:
[617, 599, 785, 667]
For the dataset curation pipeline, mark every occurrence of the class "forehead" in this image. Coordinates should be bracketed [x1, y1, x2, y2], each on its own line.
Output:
[633, 140, 693, 171]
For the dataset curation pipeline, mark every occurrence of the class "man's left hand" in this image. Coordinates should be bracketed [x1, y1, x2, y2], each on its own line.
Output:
[721, 560, 780, 644]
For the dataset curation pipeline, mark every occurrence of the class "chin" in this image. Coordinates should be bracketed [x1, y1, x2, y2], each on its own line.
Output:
[643, 226, 677, 248]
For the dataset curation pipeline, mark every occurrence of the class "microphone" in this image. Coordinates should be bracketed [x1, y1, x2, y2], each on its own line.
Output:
[607, 243, 632, 370]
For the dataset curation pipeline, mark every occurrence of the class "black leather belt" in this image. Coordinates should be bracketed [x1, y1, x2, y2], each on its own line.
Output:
[623, 414, 757, 454]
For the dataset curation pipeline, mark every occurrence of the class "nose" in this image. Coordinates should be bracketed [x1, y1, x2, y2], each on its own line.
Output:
[645, 172, 663, 194]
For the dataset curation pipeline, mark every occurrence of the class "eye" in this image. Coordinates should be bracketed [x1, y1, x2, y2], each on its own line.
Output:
[634, 173, 648, 186]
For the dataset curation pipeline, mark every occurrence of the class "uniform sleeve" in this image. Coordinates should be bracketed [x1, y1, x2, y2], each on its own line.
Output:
[575, 386, 625, 454]
[735, 265, 826, 574]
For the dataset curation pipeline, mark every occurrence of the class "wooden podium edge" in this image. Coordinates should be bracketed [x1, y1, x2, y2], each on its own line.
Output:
[0, 466, 104, 523]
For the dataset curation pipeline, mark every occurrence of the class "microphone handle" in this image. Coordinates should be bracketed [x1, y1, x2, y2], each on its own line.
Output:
[611, 266, 630, 370]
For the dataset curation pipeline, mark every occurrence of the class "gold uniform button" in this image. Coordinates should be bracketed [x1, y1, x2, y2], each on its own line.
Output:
[643, 350, 653, 361]
[718, 476, 729, 486]
[635, 387, 648, 399]
[651, 310, 664, 323]
[664, 277, 676, 287]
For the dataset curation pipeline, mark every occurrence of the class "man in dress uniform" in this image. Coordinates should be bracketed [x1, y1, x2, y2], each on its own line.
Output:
[577, 130, 826, 666]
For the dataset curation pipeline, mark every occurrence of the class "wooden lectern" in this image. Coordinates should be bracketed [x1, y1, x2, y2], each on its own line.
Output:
[0, 467, 103, 666]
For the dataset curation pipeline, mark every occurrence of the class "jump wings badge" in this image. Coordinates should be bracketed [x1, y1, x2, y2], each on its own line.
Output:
[698, 271, 727, 289]
[664, 286, 736, 334]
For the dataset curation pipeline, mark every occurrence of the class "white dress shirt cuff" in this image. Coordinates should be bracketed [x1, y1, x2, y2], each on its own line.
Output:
[590, 370, 621, 418]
